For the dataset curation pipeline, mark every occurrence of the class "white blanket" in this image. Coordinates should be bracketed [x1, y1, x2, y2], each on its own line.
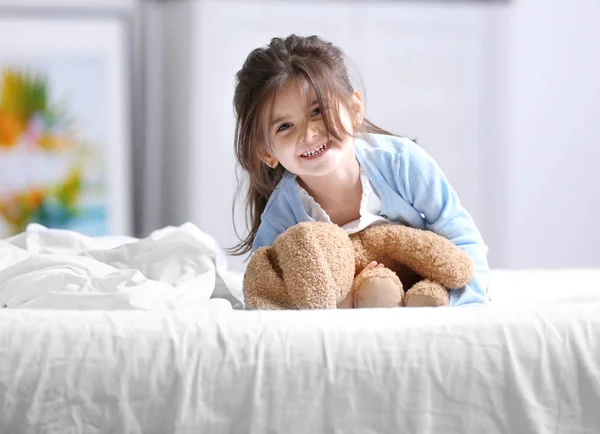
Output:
[0, 223, 244, 310]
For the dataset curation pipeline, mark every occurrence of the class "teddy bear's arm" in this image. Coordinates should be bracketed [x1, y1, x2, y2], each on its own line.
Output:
[273, 222, 357, 309]
[360, 225, 474, 289]
[275, 229, 339, 310]
[243, 247, 297, 310]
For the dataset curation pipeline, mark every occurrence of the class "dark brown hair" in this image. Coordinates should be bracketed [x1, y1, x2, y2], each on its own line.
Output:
[229, 34, 391, 256]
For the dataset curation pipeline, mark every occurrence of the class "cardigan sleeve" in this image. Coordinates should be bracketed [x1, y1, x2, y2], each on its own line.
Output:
[393, 140, 490, 306]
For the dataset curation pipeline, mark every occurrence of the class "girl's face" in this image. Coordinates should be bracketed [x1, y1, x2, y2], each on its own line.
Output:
[260, 82, 363, 178]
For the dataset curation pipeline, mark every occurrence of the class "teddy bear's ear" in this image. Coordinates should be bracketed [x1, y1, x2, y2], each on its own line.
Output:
[273, 222, 355, 309]
[243, 246, 297, 309]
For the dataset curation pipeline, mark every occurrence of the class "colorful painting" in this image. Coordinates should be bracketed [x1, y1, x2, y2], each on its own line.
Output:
[0, 58, 109, 237]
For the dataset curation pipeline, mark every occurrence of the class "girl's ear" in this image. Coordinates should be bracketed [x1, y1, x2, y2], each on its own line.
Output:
[351, 90, 365, 129]
[260, 151, 279, 169]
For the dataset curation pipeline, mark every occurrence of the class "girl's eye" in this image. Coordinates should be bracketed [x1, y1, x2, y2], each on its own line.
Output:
[311, 107, 321, 116]
[277, 122, 291, 133]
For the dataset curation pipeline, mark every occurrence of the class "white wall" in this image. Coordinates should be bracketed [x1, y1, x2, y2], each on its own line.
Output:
[4, 0, 597, 270]
[155, 0, 600, 272]
[505, 0, 600, 268]
[7, 0, 597, 270]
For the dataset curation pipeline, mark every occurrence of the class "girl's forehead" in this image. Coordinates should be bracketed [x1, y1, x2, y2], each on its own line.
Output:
[273, 81, 315, 110]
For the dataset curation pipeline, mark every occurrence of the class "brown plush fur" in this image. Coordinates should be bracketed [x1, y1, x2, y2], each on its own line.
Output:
[243, 222, 474, 310]
[243, 222, 355, 309]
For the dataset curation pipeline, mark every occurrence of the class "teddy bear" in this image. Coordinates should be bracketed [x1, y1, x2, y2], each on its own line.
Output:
[243, 221, 474, 310]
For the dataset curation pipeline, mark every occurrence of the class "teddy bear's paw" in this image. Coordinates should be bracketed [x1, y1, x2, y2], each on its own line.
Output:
[353, 266, 403, 309]
[403, 280, 450, 307]
[404, 294, 443, 307]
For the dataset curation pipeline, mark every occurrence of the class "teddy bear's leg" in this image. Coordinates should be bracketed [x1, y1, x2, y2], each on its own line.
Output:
[243, 247, 297, 310]
[353, 265, 404, 309]
[404, 279, 450, 307]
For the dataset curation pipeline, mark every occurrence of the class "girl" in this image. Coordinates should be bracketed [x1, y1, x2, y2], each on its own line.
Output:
[230, 34, 490, 307]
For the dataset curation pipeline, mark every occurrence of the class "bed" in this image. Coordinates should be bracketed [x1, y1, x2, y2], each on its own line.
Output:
[1, 225, 599, 433]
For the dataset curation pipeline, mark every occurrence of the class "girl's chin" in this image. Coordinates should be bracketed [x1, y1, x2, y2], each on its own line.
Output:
[296, 160, 341, 178]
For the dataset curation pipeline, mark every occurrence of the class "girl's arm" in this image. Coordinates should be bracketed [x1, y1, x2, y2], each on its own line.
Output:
[394, 140, 490, 306]
[252, 219, 282, 252]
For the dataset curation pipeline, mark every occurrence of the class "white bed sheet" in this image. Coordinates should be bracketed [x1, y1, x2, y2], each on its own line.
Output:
[1, 268, 600, 433]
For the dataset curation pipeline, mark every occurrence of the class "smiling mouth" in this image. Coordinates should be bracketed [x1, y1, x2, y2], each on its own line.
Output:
[300, 141, 330, 158]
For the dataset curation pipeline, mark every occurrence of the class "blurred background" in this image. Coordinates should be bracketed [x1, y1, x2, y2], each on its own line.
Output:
[0, 0, 598, 273]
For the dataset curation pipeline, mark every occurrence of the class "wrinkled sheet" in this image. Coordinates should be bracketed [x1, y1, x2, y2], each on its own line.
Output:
[1, 269, 600, 433]
[0, 223, 244, 310]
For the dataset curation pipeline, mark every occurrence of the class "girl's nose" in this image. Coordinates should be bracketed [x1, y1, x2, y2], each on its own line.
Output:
[304, 122, 321, 144]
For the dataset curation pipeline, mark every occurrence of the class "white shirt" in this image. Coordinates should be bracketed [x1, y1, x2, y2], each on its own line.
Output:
[296, 167, 390, 234]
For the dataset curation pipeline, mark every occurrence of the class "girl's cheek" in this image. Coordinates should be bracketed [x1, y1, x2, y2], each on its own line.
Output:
[316, 119, 327, 135]
[282, 132, 298, 146]
[272, 134, 294, 151]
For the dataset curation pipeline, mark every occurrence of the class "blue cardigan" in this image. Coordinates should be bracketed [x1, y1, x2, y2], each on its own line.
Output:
[252, 133, 490, 306]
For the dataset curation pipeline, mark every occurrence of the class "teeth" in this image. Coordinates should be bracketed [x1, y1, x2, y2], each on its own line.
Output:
[302, 143, 327, 157]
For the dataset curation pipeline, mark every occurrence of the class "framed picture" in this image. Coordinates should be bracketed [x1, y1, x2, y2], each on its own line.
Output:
[0, 12, 132, 238]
